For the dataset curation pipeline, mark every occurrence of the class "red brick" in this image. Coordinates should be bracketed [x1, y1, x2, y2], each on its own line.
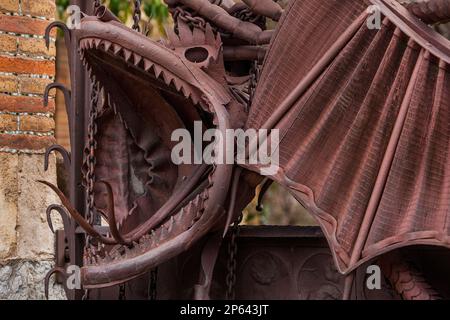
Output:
[0, 33, 17, 53]
[0, 74, 18, 93]
[0, 133, 55, 150]
[21, 0, 55, 20]
[19, 76, 52, 95]
[0, 14, 56, 36]
[20, 115, 54, 132]
[18, 37, 56, 56]
[0, 55, 55, 75]
[0, 113, 17, 130]
[0, 0, 19, 13]
[0, 94, 55, 113]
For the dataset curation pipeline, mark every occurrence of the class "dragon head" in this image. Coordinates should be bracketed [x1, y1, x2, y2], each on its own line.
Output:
[58, 6, 248, 288]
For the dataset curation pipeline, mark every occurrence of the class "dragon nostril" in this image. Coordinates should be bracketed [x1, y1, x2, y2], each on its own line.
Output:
[184, 47, 209, 63]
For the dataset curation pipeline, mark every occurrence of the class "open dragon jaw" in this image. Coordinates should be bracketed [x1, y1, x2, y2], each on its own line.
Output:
[40, 0, 450, 299]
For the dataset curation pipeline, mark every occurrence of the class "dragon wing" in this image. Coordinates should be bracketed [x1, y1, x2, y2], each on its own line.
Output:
[246, 0, 450, 274]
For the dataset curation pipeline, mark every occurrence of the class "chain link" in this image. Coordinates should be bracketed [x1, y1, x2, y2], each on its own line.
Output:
[172, 7, 207, 32]
[225, 214, 242, 300]
[132, 0, 141, 32]
[81, 80, 100, 300]
[224, 57, 259, 299]
[119, 284, 126, 300]
[148, 268, 158, 300]
[248, 61, 260, 109]
[86, 81, 99, 227]
[93, 0, 101, 11]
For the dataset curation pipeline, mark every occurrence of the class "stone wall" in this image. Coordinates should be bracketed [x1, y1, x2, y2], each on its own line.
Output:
[0, 0, 65, 299]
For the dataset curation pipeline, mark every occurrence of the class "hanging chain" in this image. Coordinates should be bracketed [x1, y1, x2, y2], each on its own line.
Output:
[119, 284, 126, 300]
[81, 80, 100, 301]
[148, 268, 158, 300]
[225, 214, 242, 300]
[132, 0, 142, 32]
[172, 7, 207, 32]
[248, 60, 260, 110]
[225, 56, 259, 299]
[93, 0, 101, 11]
[86, 80, 99, 227]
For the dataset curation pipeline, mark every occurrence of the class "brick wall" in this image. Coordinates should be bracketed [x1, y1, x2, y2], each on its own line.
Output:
[0, 0, 65, 299]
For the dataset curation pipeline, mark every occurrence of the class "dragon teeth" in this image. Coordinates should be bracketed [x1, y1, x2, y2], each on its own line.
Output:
[103, 40, 112, 51]
[162, 71, 172, 85]
[144, 59, 153, 71]
[153, 65, 163, 78]
[94, 39, 101, 48]
[133, 53, 142, 66]
[123, 49, 132, 61]
[173, 78, 182, 92]
[113, 44, 121, 55]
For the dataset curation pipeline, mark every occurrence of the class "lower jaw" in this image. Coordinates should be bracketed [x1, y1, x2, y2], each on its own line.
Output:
[81, 196, 225, 289]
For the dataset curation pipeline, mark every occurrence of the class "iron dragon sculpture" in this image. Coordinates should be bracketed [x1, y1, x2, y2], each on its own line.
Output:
[40, 0, 450, 300]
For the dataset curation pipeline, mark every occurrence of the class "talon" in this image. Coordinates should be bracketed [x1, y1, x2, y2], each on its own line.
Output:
[96, 181, 130, 245]
[38, 180, 118, 245]
[45, 21, 71, 51]
[46, 204, 72, 234]
[44, 83, 71, 109]
[44, 83, 72, 132]
[223, 168, 242, 238]
[45, 267, 66, 300]
[256, 178, 272, 212]
[44, 144, 71, 172]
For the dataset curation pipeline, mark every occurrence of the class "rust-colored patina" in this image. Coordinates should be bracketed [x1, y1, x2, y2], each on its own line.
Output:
[40, 0, 450, 300]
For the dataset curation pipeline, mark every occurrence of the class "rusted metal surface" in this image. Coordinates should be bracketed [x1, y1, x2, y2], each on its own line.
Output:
[245, 0, 450, 281]
[39, 0, 450, 300]
[156, 226, 400, 300]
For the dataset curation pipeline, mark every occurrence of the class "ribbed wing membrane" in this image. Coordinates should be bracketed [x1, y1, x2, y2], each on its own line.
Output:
[246, 0, 450, 273]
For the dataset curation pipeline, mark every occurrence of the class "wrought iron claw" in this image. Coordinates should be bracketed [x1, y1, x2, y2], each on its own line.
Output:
[223, 167, 242, 238]
[46, 204, 72, 234]
[256, 178, 272, 212]
[44, 82, 71, 115]
[44, 267, 66, 300]
[44, 21, 71, 52]
[44, 144, 71, 172]
[38, 180, 118, 245]
[96, 181, 130, 245]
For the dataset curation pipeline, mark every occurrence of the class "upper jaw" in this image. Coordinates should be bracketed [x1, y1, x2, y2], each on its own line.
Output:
[77, 16, 231, 108]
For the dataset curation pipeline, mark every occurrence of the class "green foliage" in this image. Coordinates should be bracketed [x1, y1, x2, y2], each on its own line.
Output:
[143, 0, 169, 26]
[55, 0, 169, 33]
[56, 0, 70, 18]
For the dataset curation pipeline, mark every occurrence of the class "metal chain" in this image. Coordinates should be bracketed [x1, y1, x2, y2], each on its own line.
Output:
[93, 0, 101, 11]
[148, 268, 158, 300]
[225, 214, 242, 300]
[81, 80, 100, 300]
[86, 80, 99, 227]
[132, 0, 142, 32]
[248, 61, 259, 109]
[224, 58, 258, 298]
[172, 7, 207, 32]
[119, 284, 126, 300]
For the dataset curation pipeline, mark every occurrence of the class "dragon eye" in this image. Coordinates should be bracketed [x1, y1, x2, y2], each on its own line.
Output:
[184, 47, 209, 63]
